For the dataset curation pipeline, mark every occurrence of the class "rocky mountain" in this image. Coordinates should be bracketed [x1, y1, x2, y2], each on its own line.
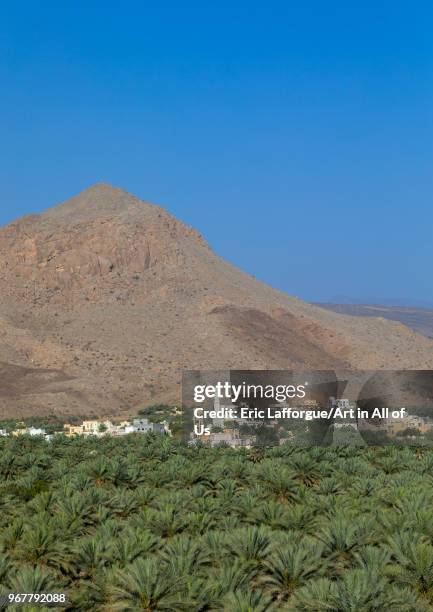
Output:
[1, 183, 432, 419]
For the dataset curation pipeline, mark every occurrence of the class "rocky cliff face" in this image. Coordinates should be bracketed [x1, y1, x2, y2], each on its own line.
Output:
[0, 184, 207, 303]
[0, 184, 432, 419]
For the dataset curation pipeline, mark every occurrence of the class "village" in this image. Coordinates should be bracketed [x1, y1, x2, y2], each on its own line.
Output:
[1, 397, 432, 447]
[0, 417, 171, 441]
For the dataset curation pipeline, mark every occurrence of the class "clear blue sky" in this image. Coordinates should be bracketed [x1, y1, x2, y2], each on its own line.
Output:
[1, 1, 432, 304]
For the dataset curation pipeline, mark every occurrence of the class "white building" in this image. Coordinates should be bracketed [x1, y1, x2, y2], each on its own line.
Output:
[132, 418, 165, 434]
[329, 397, 351, 410]
[27, 427, 46, 436]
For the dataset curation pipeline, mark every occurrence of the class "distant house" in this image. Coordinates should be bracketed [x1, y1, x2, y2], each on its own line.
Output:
[82, 420, 101, 433]
[328, 397, 352, 411]
[27, 427, 46, 436]
[64, 424, 82, 436]
[64, 424, 85, 437]
[359, 413, 433, 436]
[210, 429, 255, 448]
[386, 414, 431, 436]
[132, 418, 165, 434]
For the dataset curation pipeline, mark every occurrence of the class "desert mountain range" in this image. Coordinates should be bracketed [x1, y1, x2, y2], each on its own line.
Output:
[316, 303, 433, 340]
[0, 183, 432, 419]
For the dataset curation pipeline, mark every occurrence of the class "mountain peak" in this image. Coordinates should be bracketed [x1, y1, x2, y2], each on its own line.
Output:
[0, 182, 208, 294]
[40, 183, 158, 225]
[75, 182, 131, 199]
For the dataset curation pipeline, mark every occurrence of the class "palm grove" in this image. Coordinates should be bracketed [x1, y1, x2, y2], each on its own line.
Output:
[1, 434, 433, 610]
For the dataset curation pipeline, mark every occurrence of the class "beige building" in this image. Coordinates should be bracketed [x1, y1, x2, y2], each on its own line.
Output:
[210, 428, 255, 448]
[63, 424, 84, 436]
[385, 415, 431, 436]
[12, 428, 28, 436]
[82, 420, 101, 432]
[360, 414, 433, 436]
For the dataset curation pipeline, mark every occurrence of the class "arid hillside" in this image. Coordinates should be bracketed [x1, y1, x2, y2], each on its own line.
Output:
[316, 303, 433, 340]
[0, 184, 432, 419]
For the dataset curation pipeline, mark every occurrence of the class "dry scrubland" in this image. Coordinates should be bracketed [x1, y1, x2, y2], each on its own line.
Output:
[1, 435, 433, 610]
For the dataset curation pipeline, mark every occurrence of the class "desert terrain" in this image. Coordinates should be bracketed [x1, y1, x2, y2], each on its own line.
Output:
[0, 184, 432, 419]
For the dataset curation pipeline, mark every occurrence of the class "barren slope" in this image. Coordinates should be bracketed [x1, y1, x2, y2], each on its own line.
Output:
[0, 184, 432, 418]
[316, 303, 433, 340]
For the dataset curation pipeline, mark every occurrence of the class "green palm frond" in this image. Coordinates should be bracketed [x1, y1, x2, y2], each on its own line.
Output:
[262, 542, 324, 600]
[222, 589, 275, 611]
[107, 557, 187, 611]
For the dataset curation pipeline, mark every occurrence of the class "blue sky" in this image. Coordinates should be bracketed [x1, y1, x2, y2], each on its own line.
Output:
[0, 1, 432, 304]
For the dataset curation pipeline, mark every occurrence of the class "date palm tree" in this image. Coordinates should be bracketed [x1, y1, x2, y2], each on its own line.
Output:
[262, 542, 324, 601]
[286, 577, 337, 611]
[159, 535, 210, 577]
[388, 541, 433, 603]
[14, 521, 73, 575]
[108, 558, 187, 611]
[222, 589, 275, 611]
[6, 566, 58, 595]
